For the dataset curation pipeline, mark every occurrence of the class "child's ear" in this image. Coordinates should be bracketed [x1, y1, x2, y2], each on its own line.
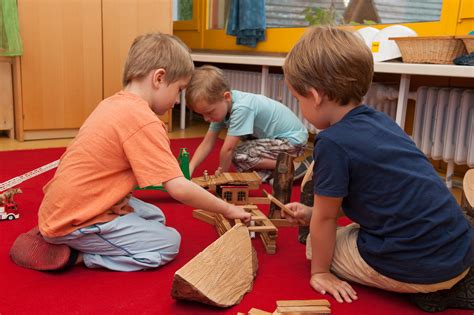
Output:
[152, 68, 166, 88]
[223, 91, 232, 101]
[308, 88, 323, 108]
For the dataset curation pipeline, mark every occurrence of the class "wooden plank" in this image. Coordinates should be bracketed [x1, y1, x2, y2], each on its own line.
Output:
[252, 208, 278, 233]
[259, 232, 276, 254]
[276, 305, 331, 313]
[248, 308, 272, 315]
[248, 225, 278, 233]
[219, 214, 232, 231]
[247, 197, 270, 204]
[300, 160, 314, 192]
[193, 209, 216, 225]
[262, 189, 296, 218]
[214, 213, 232, 236]
[276, 300, 331, 307]
[249, 216, 267, 221]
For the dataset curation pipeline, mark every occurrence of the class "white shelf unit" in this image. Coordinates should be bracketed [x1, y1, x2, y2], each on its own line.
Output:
[188, 52, 474, 131]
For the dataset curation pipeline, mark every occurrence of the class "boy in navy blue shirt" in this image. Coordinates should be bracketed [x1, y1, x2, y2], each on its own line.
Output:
[282, 26, 473, 312]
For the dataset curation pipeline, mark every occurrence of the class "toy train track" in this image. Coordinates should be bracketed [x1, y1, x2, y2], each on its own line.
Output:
[0, 160, 59, 192]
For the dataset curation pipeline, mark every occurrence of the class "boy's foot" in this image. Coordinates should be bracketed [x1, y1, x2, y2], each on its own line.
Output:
[410, 267, 474, 312]
[10, 226, 79, 271]
[294, 155, 313, 180]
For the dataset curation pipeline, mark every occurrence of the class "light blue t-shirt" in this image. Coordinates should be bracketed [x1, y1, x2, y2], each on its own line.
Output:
[209, 90, 308, 145]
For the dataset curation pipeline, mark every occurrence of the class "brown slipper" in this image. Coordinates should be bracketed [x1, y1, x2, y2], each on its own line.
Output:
[10, 226, 78, 271]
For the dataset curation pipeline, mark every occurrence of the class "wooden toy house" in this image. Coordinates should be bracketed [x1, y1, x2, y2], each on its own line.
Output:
[192, 172, 261, 205]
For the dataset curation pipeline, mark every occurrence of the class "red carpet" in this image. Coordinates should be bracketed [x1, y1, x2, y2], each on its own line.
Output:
[0, 137, 468, 314]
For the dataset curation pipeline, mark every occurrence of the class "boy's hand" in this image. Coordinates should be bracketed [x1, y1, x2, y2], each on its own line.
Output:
[223, 204, 251, 224]
[310, 272, 358, 304]
[283, 202, 312, 225]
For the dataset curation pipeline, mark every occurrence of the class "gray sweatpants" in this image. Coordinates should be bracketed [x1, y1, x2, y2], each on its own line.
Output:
[44, 197, 181, 272]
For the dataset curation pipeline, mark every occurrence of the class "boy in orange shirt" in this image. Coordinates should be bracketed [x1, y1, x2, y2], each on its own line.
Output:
[11, 33, 250, 272]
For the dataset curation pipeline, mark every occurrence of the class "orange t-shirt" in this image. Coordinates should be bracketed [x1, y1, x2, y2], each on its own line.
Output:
[39, 91, 183, 238]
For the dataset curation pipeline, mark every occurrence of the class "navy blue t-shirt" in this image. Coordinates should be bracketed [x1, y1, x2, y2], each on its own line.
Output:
[313, 105, 473, 284]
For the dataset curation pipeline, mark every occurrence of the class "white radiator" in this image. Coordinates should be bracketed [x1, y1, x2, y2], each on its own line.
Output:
[223, 70, 412, 134]
[224, 69, 318, 133]
[413, 87, 474, 187]
[363, 83, 400, 120]
[224, 70, 261, 95]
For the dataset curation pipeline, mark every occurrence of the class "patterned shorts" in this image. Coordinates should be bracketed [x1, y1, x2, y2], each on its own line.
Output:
[232, 138, 306, 175]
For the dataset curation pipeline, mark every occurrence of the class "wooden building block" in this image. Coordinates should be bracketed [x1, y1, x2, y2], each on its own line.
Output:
[252, 208, 278, 231]
[248, 225, 278, 233]
[300, 161, 314, 193]
[245, 300, 331, 315]
[275, 299, 331, 314]
[192, 171, 261, 191]
[192, 209, 216, 225]
[248, 308, 272, 315]
[171, 224, 258, 307]
[262, 189, 296, 218]
[275, 305, 331, 314]
[276, 300, 331, 307]
[259, 231, 276, 254]
[247, 197, 270, 204]
[194, 203, 280, 254]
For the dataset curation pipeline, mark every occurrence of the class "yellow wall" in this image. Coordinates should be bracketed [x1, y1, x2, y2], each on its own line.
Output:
[174, 0, 474, 53]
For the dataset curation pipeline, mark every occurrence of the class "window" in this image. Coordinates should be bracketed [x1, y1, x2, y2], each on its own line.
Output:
[223, 191, 233, 202]
[174, 0, 457, 53]
[173, 0, 199, 30]
[237, 191, 247, 202]
[173, 0, 193, 21]
[208, 0, 443, 29]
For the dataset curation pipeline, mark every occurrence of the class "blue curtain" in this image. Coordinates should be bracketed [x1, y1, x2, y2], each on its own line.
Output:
[226, 0, 266, 48]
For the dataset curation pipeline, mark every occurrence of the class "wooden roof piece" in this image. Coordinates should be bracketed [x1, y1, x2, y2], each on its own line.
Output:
[192, 171, 261, 190]
[171, 224, 258, 307]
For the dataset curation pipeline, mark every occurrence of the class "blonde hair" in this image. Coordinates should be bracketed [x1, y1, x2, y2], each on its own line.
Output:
[122, 33, 194, 87]
[283, 26, 373, 105]
[185, 65, 230, 109]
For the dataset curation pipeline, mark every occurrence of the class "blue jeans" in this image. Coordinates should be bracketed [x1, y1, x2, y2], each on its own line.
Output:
[44, 197, 181, 271]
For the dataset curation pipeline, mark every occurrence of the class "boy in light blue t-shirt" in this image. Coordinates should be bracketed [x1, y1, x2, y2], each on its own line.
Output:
[185, 65, 310, 182]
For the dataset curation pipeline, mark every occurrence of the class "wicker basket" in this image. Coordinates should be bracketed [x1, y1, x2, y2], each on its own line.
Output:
[456, 36, 474, 53]
[390, 36, 467, 64]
